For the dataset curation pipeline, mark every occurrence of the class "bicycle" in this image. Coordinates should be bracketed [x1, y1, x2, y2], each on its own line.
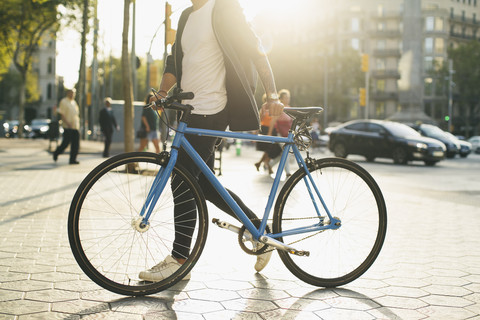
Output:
[68, 90, 387, 296]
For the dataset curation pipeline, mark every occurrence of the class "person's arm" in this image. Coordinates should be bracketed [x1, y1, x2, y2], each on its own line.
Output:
[150, 72, 177, 104]
[253, 55, 284, 117]
[141, 116, 151, 132]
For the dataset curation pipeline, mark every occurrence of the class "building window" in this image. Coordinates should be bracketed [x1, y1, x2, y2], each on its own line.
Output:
[424, 57, 434, 71]
[435, 17, 444, 31]
[435, 38, 445, 54]
[47, 83, 53, 100]
[351, 17, 360, 32]
[377, 39, 386, 50]
[425, 38, 434, 54]
[376, 58, 386, 70]
[424, 78, 433, 96]
[47, 57, 53, 74]
[351, 38, 360, 50]
[426, 17, 435, 30]
[376, 79, 386, 92]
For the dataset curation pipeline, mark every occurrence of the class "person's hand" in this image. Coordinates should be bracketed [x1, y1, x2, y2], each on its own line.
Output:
[262, 99, 284, 117]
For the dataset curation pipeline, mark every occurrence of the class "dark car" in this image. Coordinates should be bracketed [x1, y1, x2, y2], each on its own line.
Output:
[328, 120, 446, 166]
[409, 124, 460, 158]
[28, 118, 51, 139]
[444, 132, 471, 158]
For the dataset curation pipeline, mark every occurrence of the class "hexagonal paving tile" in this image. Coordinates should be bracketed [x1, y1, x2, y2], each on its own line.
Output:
[417, 305, 476, 319]
[30, 272, 79, 283]
[261, 308, 321, 320]
[171, 299, 223, 314]
[0, 280, 52, 292]
[110, 297, 169, 314]
[0, 289, 23, 302]
[51, 300, 109, 315]
[0, 299, 48, 315]
[420, 294, 474, 307]
[274, 297, 329, 312]
[187, 288, 240, 301]
[221, 298, 278, 313]
[25, 289, 79, 302]
[323, 296, 380, 311]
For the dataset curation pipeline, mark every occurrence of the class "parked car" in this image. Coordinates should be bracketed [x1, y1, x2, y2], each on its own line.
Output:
[443, 132, 471, 158]
[469, 136, 480, 154]
[28, 118, 51, 139]
[328, 120, 446, 166]
[409, 124, 460, 158]
[3, 120, 29, 138]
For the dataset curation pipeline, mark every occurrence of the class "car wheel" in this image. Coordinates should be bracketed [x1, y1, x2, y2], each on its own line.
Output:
[392, 147, 408, 164]
[424, 160, 437, 166]
[333, 143, 347, 158]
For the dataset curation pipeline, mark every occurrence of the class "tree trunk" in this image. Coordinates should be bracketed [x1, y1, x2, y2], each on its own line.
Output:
[77, 0, 89, 140]
[17, 72, 26, 137]
[122, 0, 135, 153]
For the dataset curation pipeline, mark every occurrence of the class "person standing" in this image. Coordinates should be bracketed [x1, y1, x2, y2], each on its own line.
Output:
[138, 94, 161, 153]
[53, 89, 80, 165]
[99, 97, 119, 157]
[139, 0, 284, 282]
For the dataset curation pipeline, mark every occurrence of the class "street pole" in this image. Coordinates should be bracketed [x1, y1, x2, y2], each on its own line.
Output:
[448, 59, 454, 133]
[131, 0, 137, 101]
[365, 68, 369, 119]
[91, 0, 99, 138]
[323, 56, 328, 131]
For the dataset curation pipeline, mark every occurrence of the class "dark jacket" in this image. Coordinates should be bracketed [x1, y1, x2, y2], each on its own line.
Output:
[165, 0, 262, 131]
[99, 108, 117, 134]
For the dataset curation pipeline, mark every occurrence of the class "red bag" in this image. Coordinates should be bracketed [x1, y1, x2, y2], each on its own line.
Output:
[275, 113, 292, 137]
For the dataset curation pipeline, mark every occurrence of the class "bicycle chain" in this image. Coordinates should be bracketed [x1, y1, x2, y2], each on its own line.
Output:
[246, 217, 327, 254]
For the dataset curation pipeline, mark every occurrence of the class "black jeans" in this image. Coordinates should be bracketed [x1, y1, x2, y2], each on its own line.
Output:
[171, 109, 259, 259]
[55, 128, 79, 163]
[102, 130, 112, 157]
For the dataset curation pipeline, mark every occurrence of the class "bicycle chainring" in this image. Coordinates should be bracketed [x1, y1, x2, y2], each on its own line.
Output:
[237, 225, 271, 256]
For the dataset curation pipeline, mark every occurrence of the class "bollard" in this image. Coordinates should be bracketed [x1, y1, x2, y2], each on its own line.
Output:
[236, 139, 242, 156]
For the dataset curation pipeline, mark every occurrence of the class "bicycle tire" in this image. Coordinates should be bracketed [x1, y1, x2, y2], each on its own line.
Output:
[68, 152, 208, 296]
[273, 157, 387, 287]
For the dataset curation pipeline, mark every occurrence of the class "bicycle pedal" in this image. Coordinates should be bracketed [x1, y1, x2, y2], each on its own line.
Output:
[290, 250, 310, 257]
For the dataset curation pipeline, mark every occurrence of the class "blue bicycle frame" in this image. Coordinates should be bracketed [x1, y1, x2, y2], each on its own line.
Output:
[139, 118, 340, 246]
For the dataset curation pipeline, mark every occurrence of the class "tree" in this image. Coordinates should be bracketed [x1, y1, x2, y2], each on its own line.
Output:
[122, 0, 135, 152]
[448, 41, 480, 136]
[0, 0, 82, 136]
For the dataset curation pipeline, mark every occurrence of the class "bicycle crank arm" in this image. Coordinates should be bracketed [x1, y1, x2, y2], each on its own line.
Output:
[259, 236, 310, 257]
[212, 219, 253, 241]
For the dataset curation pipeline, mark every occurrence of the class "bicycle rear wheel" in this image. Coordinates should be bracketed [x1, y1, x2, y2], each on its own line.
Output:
[273, 157, 386, 287]
[68, 152, 208, 296]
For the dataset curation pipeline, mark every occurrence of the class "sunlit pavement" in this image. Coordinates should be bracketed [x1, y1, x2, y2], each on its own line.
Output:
[1, 138, 480, 319]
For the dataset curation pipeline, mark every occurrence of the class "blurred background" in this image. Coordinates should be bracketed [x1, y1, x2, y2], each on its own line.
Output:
[1, 0, 479, 147]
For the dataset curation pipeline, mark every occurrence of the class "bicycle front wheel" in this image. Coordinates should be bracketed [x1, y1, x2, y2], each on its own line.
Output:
[68, 152, 208, 296]
[273, 157, 387, 287]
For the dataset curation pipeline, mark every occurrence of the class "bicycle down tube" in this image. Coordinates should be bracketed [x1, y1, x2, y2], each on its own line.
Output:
[139, 121, 338, 245]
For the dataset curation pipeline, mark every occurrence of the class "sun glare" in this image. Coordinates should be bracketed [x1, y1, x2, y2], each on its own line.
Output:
[240, 0, 298, 21]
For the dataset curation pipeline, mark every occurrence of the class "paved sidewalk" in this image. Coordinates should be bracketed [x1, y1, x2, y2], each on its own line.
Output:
[0, 138, 480, 319]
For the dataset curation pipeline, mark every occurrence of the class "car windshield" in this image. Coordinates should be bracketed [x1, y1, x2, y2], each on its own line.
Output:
[384, 122, 421, 138]
[32, 119, 49, 125]
[421, 125, 445, 137]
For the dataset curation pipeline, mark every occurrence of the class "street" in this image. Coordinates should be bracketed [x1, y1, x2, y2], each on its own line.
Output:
[0, 138, 480, 319]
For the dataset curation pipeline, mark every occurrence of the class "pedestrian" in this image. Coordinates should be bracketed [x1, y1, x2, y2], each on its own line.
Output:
[138, 94, 161, 153]
[255, 93, 280, 175]
[270, 89, 294, 176]
[139, 0, 284, 282]
[53, 89, 80, 165]
[99, 97, 119, 157]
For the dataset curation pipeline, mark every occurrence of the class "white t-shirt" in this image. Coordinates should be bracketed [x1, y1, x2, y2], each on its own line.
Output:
[58, 97, 80, 130]
[181, 0, 227, 115]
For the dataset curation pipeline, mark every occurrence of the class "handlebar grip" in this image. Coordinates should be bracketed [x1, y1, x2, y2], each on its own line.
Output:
[177, 91, 194, 100]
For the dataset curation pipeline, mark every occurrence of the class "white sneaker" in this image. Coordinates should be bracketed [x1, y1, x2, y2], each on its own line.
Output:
[139, 255, 191, 282]
[254, 245, 273, 272]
